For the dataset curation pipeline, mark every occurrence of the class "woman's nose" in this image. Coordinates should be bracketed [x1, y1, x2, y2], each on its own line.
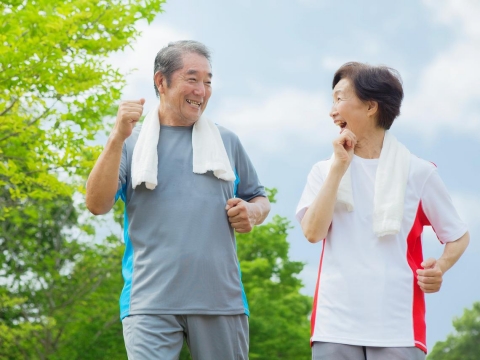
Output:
[329, 106, 338, 118]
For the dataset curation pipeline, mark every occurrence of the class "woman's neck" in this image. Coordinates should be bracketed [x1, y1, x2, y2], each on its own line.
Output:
[354, 128, 386, 159]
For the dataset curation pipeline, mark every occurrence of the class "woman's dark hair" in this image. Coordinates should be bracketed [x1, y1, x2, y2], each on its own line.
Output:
[332, 62, 404, 130]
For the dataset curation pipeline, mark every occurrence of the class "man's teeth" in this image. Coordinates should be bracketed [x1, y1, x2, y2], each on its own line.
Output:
[186, 99, 201, 106]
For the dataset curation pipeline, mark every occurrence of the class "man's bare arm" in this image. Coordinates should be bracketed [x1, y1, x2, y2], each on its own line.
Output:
[86, 135, 125, 215]
[225, 196, 271, 233]
[86, 99, 144, 215]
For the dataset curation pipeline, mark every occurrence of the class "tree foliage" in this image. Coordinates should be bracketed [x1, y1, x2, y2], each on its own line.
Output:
[0, 193, 127, 359]
[0, 0, 165, 358]
[0, 0, 165, 220]
[428, 302, 480, 360]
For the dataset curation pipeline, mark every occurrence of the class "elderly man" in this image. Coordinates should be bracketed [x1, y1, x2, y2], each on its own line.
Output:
[86, 40, 270, 360]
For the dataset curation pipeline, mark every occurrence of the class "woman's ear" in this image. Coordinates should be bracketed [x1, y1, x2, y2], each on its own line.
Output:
[367, 100, 378, 117]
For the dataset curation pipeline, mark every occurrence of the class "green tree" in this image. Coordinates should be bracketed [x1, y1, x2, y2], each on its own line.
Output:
[0, 0, 165, 221]
[428, 302, 480, 360]
[0, 0, 165, 358]
[0, 193, 127, 359]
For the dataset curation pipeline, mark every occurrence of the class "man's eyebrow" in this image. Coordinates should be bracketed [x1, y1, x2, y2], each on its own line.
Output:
[186, 69, 213, 78]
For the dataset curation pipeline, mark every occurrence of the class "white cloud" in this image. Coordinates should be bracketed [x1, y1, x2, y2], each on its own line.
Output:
[401, 41, 480, 135]
[321, 56, 350, 72]
[423, 0, 480, 38]
[400, 0, 480, 138]
[278, 55, 314, 73]
[211, 88, 338, 154]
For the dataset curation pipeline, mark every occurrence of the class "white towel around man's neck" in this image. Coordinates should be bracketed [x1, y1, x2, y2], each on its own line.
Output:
[328, 131, 411, 237]
[131, 106, 235, 190]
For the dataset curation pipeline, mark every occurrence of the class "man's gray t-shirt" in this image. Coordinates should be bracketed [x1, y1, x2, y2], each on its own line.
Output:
[115, 124, 266, 319]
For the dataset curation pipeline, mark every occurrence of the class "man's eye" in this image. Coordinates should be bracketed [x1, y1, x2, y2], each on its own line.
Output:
[189, 78, 196, 82]
[205, 82, 212, 86]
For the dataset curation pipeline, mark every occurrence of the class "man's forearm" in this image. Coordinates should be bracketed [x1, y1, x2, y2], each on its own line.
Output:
[86, 134, 124, 215]
[438, 231, 470, 273]
[248, 196, 271, 225]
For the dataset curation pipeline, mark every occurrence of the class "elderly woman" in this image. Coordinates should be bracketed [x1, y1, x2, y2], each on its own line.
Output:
[296, 62, 469, 360]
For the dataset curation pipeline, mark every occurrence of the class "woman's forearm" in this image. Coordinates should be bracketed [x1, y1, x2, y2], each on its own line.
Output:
[438, 231, 470, 273]
[301, 168, 344, 243]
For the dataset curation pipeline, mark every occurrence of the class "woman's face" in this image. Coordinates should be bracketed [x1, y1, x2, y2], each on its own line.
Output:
[330, 78, 372, 136]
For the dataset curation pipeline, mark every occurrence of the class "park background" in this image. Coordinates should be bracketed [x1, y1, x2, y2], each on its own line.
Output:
[1, 0, 479, 359]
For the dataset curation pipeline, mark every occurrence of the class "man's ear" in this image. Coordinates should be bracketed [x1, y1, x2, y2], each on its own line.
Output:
[154, 72, 165, 94]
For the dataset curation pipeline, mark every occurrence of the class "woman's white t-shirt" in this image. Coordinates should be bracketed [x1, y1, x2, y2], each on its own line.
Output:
[296, 154, 467, 352]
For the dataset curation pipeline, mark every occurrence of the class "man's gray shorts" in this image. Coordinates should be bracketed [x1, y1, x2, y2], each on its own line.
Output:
[312, 341, 426, 360]
[122, 314, 249, 360]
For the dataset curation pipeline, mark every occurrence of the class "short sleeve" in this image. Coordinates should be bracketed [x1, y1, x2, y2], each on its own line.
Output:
[421, 168, 468, 243]
[234, 139, 266, 202]
[295, 163, 325, 223]
[115, 143, 128, 203]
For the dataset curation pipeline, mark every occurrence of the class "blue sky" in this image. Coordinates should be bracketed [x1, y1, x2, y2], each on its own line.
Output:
[106, 0, 480, 350]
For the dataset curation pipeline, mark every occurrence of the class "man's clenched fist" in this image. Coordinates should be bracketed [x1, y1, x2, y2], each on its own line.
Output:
[225, 198, 259, 233]
[113, 99, 145, 141]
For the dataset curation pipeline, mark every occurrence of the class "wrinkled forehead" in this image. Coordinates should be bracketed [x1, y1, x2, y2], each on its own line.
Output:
[180, 52, 212, 76]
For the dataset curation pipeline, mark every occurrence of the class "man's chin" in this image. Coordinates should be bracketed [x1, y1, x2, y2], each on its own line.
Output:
[189, 111, 203, 123]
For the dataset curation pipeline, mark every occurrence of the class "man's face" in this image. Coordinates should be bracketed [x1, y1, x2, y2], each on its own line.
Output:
[160, 52, 212, 126]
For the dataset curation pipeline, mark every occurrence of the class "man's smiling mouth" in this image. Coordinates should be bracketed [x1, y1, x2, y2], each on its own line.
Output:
[186, 99, 201, 107]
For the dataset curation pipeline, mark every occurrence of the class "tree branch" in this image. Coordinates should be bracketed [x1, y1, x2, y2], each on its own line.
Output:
[0, 100, 57, 143]
[0, 98, 18, 116]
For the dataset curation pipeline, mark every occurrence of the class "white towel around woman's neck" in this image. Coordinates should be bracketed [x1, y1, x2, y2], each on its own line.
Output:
[328, 131, 411, 237]
[131, 106, 235, 190]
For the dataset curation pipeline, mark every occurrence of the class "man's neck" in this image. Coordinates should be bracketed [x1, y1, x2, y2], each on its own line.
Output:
[158, 107, 196, 127]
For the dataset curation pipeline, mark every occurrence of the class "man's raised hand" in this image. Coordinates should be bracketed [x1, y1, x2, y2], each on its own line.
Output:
[112, 99, 145, 141]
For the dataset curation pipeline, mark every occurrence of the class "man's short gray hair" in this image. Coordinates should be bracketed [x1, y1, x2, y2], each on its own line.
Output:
[153, 40, 211, 97]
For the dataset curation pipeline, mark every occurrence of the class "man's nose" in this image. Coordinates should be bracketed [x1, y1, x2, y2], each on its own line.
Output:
[193, 83, 206, 97]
